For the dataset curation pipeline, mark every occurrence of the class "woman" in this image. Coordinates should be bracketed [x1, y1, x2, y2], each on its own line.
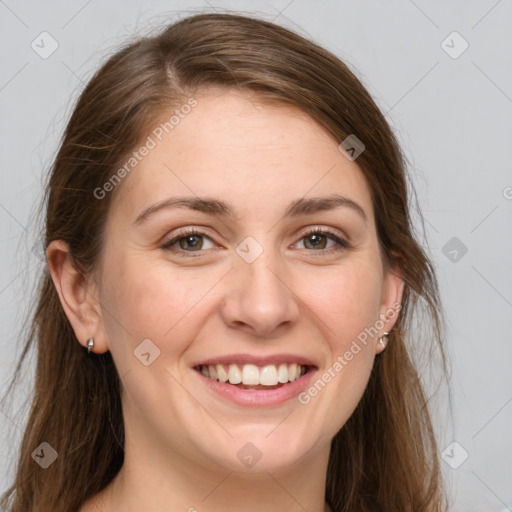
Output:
[1, 12, 450, 512]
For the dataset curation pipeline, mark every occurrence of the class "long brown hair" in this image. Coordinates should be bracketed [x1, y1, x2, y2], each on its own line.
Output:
[1, 12, 452, 511]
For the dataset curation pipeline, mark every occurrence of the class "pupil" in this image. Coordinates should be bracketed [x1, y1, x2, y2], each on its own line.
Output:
[306, 234, 326, 249]
[180, 235, 202, 250]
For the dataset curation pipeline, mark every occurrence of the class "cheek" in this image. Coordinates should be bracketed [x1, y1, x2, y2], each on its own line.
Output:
[98, 259, 219, 426]
[293, 261, 383, 440]
[101, 256, 221, 359]
[296, 259, 383, 343]
[302, 266, 382, 429]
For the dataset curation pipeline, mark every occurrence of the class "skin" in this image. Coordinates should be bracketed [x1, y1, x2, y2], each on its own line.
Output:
[47, 88, 403, 512]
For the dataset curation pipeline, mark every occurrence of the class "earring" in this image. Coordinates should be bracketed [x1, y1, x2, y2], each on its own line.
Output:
[87, 337, 94, 354]
[379, 331, 390, 349]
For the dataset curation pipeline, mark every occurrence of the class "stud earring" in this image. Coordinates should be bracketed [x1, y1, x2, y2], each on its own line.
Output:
[87, 337, 94, 354]
[379, 331, 390, 349]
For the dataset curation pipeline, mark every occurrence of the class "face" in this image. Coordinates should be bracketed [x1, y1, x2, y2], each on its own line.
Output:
[92, 88, 402, 475]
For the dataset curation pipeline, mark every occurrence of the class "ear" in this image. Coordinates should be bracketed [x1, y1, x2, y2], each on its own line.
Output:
[375, 252, 404, 354]
[46, 239, 109, 354]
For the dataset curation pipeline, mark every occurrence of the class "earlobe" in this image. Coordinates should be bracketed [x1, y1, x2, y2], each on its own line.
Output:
[45, 240, 109, 354]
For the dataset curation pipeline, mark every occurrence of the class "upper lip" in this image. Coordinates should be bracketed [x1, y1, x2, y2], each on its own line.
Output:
[192, 353, 318, 368]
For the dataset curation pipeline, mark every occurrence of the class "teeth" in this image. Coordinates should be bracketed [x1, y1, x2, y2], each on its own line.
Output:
[277, 363, 288, 383]
[242, 364, 260, 385]
[228, 364, 242, 384]
[209, 365, 218, 380]
[216, 364, 228, 383]
[260, 365, 278, 386]
[199, 363, 308, 386]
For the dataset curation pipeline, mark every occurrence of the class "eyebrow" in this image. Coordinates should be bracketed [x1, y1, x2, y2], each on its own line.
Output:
[133, 194, 368, 225]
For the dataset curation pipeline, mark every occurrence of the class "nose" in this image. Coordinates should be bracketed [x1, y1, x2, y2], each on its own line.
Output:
[220, 245, 300, 338]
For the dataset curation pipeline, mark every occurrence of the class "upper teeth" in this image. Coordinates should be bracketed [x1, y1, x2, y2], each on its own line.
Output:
[198, 363, 307, 386]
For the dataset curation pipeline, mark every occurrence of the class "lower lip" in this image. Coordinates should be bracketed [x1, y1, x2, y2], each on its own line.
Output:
[193, 367, 317, 406]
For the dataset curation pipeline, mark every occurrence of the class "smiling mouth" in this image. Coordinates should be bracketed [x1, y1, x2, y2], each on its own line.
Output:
[194, 362, 312, 390]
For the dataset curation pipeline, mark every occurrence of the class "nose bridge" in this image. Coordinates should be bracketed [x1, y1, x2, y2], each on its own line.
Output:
[221, 235, 299, 336]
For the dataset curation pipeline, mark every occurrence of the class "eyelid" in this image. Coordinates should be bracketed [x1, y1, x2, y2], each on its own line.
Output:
[160, 225, 351, 256]
[295, 225, 349, 244]
[160, 227, 218, 253]
[291, 226, 351, 252]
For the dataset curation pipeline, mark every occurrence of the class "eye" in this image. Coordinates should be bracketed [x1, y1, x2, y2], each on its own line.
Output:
[161, 228, 216, 255]
[161, 226, 351, 258]
[294, 227, 350, 253]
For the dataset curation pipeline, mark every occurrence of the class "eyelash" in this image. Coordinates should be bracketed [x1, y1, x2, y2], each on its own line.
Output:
[160, 227, 351, 257]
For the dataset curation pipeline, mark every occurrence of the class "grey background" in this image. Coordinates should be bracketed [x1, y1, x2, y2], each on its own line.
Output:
[1, 1, 511, 510]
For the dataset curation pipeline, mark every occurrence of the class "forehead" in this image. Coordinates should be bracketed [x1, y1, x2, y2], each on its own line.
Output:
[111, 89, 374, 224]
